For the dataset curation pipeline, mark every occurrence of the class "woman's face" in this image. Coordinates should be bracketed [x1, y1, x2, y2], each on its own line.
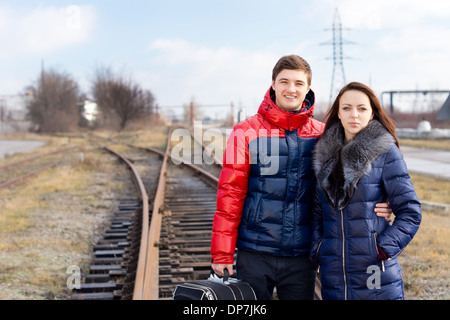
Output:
[338, 90, 373, 142]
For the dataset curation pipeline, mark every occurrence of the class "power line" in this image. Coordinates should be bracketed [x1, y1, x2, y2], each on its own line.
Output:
[321, 7, 356, 106]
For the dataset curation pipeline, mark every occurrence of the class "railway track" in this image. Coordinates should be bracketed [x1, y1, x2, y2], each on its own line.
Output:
[70, 127, 222, 300]
[158, 161, 219, 299]
[69, 127, 321, 300]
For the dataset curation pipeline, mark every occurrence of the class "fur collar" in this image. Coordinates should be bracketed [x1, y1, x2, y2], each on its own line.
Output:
[313, 120, 395, 209]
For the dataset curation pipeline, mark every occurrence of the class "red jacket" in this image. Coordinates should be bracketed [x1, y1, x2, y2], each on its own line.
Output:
[211, 87, 324, 264]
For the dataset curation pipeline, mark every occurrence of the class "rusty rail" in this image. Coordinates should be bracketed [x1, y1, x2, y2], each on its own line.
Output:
[135, 127, 223, 299]
[134, 131, 171, 300]
[101, 147, 150, 300]
[0, 145, 81, 190]
[0, 146, 78, 171]
[0, 161, 60, 189]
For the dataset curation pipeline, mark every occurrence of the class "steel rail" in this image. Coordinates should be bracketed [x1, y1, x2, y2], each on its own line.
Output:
[0, 161, 60, 189]
[102, 147, 150, 300]
[0, 146, 78, 171]
[130, 145, 219, 189]
[134, 127, 223, 299]
[0, 145, 81, 189]
[139, 129, 172, 299]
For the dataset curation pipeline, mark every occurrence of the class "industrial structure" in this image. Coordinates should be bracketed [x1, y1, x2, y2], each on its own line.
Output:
[321, 7, 354, 106]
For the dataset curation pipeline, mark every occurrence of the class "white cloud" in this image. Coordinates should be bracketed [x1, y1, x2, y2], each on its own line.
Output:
[320, 0, 450, 30]
[310, 0, 450, 95]
[374, 23, 450, 90]
[146, 39, 280, 112]
[379, 25, 450, 54]
[0, 5, 96, 59]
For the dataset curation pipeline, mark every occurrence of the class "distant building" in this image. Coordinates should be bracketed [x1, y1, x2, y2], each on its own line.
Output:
[0, 94, 31, 132]
[82, 100, 98, 122]
[436, 94, 450, 120]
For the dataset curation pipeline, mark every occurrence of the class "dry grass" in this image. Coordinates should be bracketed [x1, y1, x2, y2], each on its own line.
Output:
[400, 167, 450, 299]
[132, 128, 169, 150]
[0, 166, 84, 233]
[102, 126, 169, 151]
[400, 209, 449, 299]
[410, 173, 450, 204]
[399, 138, 450, 151]
[0, 149, 129, 299]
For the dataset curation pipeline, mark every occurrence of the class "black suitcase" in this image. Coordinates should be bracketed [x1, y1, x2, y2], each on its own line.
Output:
[173, 269, 257, 300]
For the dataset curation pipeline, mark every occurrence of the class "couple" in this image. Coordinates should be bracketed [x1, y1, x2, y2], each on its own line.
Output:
[210, 55, 421, 300]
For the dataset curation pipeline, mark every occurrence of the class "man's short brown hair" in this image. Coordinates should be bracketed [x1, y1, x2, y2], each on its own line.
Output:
[272, 55, 312, 86]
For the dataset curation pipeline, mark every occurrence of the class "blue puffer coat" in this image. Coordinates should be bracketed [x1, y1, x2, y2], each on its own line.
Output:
[310, 120, 421, 300]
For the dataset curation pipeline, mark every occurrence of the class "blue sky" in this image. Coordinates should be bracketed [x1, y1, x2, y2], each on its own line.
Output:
[1, 0, 450, 118]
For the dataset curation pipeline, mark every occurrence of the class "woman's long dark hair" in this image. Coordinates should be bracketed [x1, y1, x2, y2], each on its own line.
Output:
[324, 82, 399, 148]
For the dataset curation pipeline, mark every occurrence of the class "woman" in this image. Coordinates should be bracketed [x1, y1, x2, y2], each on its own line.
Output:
[310, 82, 421, 300]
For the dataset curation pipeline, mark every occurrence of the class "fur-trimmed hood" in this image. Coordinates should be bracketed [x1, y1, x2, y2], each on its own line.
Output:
[313, 120, 395, 210]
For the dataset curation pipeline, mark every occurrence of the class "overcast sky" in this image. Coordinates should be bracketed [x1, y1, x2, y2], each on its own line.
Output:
[1, 0, 449, 117]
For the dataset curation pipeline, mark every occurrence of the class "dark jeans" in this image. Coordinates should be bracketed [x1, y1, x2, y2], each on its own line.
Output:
[236, 250, 317, 300]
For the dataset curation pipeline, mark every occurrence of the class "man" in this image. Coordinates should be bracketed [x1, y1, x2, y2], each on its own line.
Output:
[211, 55, 392, 300]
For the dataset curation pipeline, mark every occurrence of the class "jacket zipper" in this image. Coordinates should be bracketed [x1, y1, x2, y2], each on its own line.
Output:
[340, 210, 347, 300]
[316, 239, 323, 257]
[314, 239, 323, 272]
[374, 232, 385, 272]
[388, 247, 406, 261]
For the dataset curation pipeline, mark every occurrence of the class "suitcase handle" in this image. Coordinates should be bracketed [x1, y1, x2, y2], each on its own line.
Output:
[223, 268, 229, 283]
[209, 267, 230, 284]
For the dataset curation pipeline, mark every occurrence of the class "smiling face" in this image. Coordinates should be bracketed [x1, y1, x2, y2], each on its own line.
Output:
[338, 89, 374, 141]
[271, 69, 310, 112]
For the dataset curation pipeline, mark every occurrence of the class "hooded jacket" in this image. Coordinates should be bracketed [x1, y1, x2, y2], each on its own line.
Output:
[310, 120, 421, 300]
[211, 87, 324, 264]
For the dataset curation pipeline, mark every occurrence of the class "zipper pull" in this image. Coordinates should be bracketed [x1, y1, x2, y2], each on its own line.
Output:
[381, 260, 385, 272]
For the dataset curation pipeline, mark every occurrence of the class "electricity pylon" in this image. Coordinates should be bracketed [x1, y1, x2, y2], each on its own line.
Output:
[321, 8, 355, 106]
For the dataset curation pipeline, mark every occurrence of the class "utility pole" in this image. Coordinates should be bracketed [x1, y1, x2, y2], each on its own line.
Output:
[41, 59, 45, 86]
[190, 101, 194, 127]
[230, 102, 234, 127]
[0, 99, 5, 133]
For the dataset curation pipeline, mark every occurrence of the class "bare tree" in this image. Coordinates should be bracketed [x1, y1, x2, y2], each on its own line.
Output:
[26, 69, 82, 132]
[92, 67, 155, 130]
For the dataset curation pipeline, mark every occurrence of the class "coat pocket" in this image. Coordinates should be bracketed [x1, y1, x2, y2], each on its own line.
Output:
[370, 231, 380, 263]
[246, 193, 262, 230]
[372, 232, 386, 272]
[372, 232, 378, 255]
[313, 239, 324, 264]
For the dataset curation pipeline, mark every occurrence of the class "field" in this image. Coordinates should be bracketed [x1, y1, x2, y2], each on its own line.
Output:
[0, 130, 448, 299]
[0, 142, 130, 299]
[399, 173, 449, 299]
[399, 138, 450, 298]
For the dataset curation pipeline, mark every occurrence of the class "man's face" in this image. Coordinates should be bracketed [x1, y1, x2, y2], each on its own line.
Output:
[271, 69, 311, 112]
